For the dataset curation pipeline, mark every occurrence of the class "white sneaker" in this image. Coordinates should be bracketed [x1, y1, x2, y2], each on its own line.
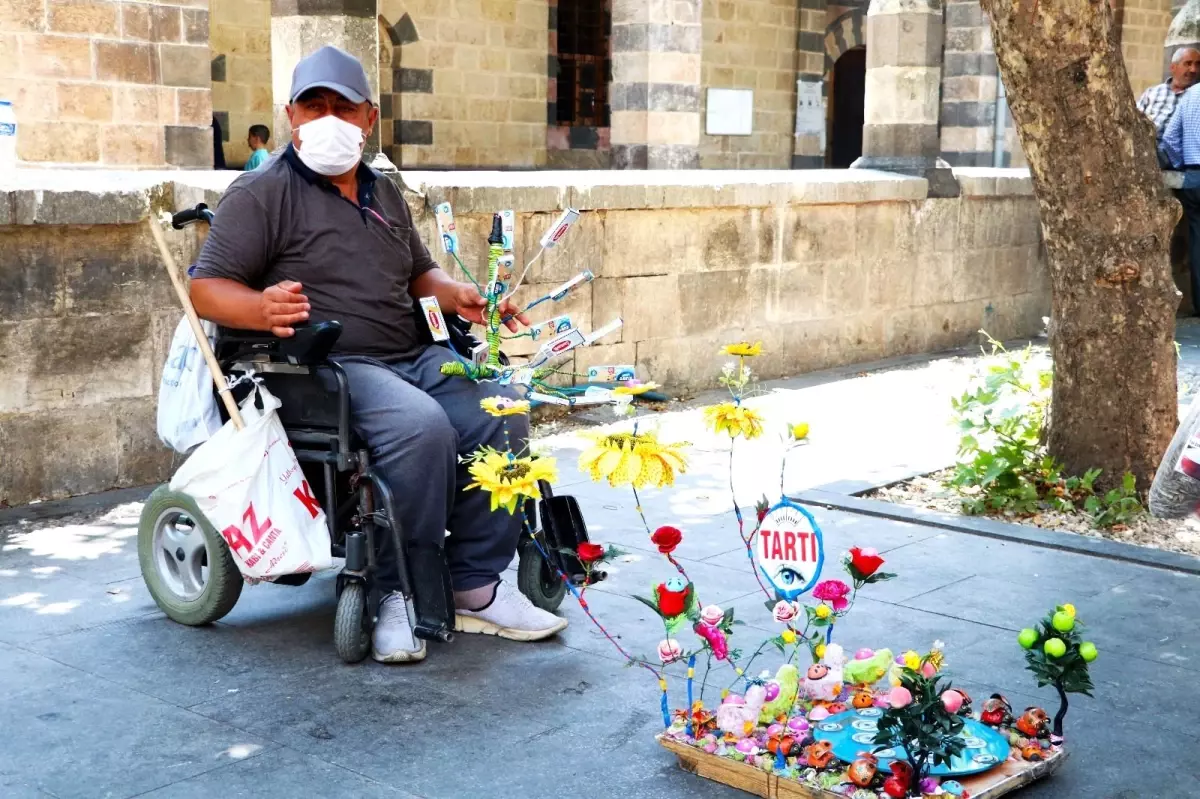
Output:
[454, 580, 568, 642]
[372, 591, 427, 663]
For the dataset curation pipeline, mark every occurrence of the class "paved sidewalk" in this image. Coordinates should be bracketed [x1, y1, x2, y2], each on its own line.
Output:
[3, 337, 1200, 798]
[2, 478, 1197, 797]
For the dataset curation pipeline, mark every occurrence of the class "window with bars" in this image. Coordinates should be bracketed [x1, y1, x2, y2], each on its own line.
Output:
[555, 0, 611, 127]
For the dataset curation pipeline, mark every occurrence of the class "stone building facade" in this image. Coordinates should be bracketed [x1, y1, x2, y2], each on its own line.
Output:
[0, 0, 1191, 169]
[1, 0, 214, 167]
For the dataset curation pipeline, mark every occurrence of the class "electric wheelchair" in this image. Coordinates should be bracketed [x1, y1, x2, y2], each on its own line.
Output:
[137, 202, 601, 663]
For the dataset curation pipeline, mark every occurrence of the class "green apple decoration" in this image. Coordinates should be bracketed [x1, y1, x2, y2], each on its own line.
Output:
[1043, 638, 1066, 658]
[1051, 611, 1074, 633]
[1017, 628, 1038, 649]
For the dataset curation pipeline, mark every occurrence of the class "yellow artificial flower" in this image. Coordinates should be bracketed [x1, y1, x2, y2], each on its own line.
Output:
[814, 643, 827, 660]
[1062, 603, 1076, 619]
[790, 422, 810, 441]
[814, 604, 831, 620]
[722, 341, 763, 357]
[781, 629, 797, 645]
[902, 650, 921, 671]
[465, 451, 557, 513]
[480, 396, 531, 417]
[578, 430, 689, 489]
[612, 381, 659, 396]
[704, 402, 765, 440]
[925, 647, 945, 672]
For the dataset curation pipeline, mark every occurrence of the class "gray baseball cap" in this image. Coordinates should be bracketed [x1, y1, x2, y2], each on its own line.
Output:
[289, 45, 372, 105]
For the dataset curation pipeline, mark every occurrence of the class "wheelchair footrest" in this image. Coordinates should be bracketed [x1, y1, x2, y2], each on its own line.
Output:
[406, 543, 455, 643]
[538, 494, 595, 583]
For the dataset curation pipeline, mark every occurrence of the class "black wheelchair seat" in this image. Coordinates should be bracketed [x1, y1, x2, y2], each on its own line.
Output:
[215, 320, 343, 366]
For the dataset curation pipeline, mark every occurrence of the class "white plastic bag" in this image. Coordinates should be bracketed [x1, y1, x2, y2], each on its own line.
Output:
[170, 381, 333, 580]
[157, 316, 222, 454]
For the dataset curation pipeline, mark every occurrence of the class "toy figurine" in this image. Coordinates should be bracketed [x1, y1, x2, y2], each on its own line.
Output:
[803, 740, 835, 769]
[843, 648, 894, 687]
[766, 732, 801, 758]
[1015, 707, 1051, 740]
[758, 664, 800, 723]
[980, 694, 1013, 727]
[716, 684, 767, 738]
[883, 761, 913, 798]
[847, 752, 878, 788]
[803, 643, 845, 701]
[852, 688, 875, 709]
[803, 662, 841, 702]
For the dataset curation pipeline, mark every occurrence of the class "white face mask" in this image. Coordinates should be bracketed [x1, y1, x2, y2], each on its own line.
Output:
[295, 115, 365, 176]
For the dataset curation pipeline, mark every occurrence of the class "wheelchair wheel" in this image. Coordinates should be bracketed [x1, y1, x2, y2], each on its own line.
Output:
[516, 544, 567, 612]
[334, 581, 371, 663]
[138, 485, 242, 626]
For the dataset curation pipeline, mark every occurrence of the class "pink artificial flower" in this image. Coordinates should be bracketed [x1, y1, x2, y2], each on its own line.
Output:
[812, 579, 851, 611]
[696, 621, 729, 660]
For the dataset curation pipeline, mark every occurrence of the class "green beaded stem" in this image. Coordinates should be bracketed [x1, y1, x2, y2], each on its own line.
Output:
[484, 241, 503, 368]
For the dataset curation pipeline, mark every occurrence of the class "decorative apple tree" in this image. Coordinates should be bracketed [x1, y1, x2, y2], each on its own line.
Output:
[1016, 603, 1097, 741]
[872, 664, 968, 798]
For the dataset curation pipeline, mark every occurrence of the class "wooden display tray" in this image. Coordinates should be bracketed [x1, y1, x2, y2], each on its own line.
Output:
[658, 736, 1068, 799]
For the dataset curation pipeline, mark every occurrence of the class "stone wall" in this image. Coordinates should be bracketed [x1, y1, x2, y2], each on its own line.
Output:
[0, 167, 1046, 506]
[0, 171, 228, 506]
[1, 0, 213, 168]
[209, 0, 272, 167]
[402, 167, 1048, 395]
[381, 0, 549, 169]
[1118, 0, 1174, 97]
[699, 0, 799, 169]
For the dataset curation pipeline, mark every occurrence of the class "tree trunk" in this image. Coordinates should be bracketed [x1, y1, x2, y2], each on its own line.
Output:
[981, 0, 1180, 490]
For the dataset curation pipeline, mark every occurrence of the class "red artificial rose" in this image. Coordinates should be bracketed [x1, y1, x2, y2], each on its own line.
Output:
[656, 583, 687, 617]
[577, 543, 605, 563]
[849, 547, 885, 578]
[650, 525, 683, 555]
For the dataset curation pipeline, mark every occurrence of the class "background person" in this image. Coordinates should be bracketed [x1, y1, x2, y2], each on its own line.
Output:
[245, 124, 272, 171]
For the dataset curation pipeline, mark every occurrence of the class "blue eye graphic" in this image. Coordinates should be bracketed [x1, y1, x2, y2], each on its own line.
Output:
[774, 566, 803, 586]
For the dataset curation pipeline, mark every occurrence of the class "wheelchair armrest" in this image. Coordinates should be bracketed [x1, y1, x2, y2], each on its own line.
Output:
[217, 321, 343, 366]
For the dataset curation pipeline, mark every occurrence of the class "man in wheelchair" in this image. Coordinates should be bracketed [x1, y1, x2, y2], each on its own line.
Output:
[187, 45, 568, 663]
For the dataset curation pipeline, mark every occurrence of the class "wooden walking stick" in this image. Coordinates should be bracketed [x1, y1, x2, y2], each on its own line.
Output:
[147, 214, 245, 430]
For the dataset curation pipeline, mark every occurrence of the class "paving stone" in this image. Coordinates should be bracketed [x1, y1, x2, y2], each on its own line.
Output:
[0, 676, 275, 799]
[136, 746, 417, 798]
[26, 610, 338, 709]
[0, 570, 159, 645]
[0, 640, 89, 700]
[0, 500, 144, 585]
[185, 646, 568, 791]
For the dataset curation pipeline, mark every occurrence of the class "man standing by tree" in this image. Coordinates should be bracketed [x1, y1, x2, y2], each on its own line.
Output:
[1160, 81, 1200, 314]
[1138, 47, 1200, 144]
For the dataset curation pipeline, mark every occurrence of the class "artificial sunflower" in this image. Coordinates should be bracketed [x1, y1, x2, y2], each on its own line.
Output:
[465, 450, 558, 513]
[479, 396, 531, 417]
[612, 381, 659, 396]
[578, 430, 688, 489]
[721, 341, 763, 357]
[704, 402, 765, 440]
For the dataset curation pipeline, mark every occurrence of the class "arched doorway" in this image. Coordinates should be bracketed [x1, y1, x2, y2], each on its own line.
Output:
[830, 47, 865, 168]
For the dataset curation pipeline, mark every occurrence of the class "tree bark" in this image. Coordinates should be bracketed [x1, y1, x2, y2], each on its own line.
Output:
[981, 0, 1180, 490]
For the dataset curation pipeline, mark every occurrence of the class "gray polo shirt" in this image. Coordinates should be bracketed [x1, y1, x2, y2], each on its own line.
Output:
[191, 144, 438, 359]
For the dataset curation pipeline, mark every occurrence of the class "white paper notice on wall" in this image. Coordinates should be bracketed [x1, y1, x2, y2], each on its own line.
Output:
[795, 80, 825, 138]
[706, 89, 754, 136]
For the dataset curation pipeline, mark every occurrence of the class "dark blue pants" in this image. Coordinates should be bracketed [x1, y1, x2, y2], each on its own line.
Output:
[337, 347, 529, 591]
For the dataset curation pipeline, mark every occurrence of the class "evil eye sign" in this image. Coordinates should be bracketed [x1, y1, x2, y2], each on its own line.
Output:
[755, 499, 823, 600]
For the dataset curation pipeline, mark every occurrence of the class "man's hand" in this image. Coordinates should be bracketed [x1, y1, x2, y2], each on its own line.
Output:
[452, 284, 530, 332]
[261, 280, 310, 337]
